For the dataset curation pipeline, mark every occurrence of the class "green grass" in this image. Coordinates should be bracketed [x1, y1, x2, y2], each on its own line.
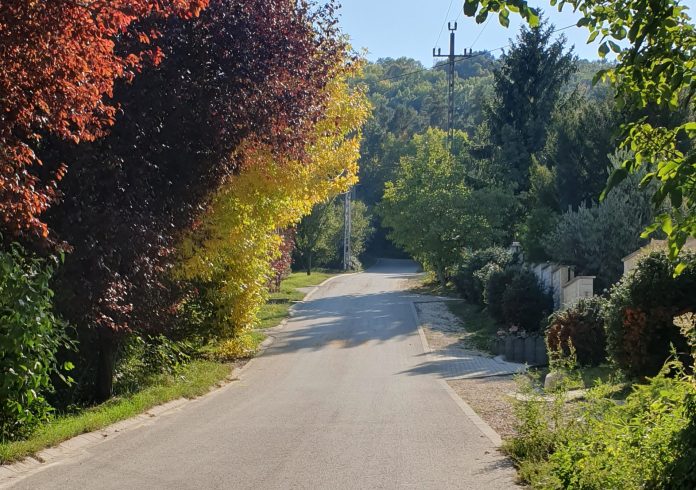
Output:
[0, 360, 231, 464]
[409, 274, 459, 297]
[445, 300, 501, 352]
[257, 270, 339, 329]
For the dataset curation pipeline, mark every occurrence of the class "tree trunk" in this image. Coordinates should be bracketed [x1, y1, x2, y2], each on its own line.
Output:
[306, 252, 312, 276]
[95, 330, 118, 403]
[436, 264, 446, 287]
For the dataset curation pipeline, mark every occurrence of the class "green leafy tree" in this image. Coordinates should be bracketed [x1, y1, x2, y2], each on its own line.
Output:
[294, 198, 373, 273]
[379, 128, 494, 284]
[294, 199, 342, 274]
[1, 245, 73, 441]
[543, 90, 622, 210]
[462, 0, 696, 264]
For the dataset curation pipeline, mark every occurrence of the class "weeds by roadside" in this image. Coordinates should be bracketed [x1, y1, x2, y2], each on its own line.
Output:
[505, 355, 696, 489]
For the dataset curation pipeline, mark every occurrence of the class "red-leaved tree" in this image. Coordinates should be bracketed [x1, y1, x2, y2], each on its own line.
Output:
[0, 0, 207, 239]
[38, 0, 343, 401]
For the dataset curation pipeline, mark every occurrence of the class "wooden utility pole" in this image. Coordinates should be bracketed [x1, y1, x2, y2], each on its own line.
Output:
[433, 22, 474, 153]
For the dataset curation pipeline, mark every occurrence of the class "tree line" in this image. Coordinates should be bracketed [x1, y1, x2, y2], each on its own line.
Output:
[0, 0, 369, 440]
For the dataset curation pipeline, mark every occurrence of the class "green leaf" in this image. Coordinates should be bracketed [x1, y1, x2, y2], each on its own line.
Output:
[592, 69, 608, 85]
[608, 40, 622, 53]
[527, 9, 540, 27]
[601, 167, 628, 199]
[587, 30, 600, 43]
[662, 216, 674, 236]
[598, 42, 610, 58]
[499, 10, 510, 28]
[463, 0, 479, 17]
[641, 222, 661, 238]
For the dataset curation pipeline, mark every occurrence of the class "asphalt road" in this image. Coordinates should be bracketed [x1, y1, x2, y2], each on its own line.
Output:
[9, 259, 517, 489]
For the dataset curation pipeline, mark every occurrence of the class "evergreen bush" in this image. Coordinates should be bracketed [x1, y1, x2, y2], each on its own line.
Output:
[501, 270, 554, 332]
[453, 247, 512, 305]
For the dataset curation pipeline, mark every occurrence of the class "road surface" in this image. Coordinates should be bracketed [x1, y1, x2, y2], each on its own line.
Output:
[8, 259, 517, 489]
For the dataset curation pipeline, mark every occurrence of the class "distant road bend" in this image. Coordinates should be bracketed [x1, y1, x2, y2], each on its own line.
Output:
[9, 259, 517, 489]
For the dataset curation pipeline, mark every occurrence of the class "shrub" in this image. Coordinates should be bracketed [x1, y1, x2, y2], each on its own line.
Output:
[0, 245, 73, 441]
[604, 251, 696, 378]
[452, 247, 512, 305]
[508, 359, 696, 489]
[209, 332, 262, 362]
[114, 334, 192, 395]
[546, 361, 695, 489]
[546, 296, 607, 366]
[484, 267, 517, 322]
[501, 270, 554, 333]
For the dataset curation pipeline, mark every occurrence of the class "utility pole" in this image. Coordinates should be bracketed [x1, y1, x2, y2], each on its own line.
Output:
[433, 22, 474, 153]
[343, 188, 351, 271]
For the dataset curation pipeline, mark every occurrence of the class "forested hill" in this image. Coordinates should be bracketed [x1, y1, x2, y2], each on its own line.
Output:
[354, 24, 623, 266]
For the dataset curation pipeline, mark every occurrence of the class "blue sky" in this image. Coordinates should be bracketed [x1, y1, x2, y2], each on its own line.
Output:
[337, 0, 605, 65]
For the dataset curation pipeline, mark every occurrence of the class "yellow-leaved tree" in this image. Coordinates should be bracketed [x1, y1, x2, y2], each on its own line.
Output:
[174, 59, 369, 357]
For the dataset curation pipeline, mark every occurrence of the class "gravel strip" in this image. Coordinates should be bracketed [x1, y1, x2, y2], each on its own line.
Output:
[447, 376, 518, 440]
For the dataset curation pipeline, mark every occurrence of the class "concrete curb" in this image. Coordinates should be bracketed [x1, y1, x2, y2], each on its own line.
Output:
[408, 301, 505, 448]
[0, 271, 356, 488]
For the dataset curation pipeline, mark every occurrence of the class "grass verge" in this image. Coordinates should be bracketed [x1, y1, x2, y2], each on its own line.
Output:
[0, 360, 231, 464]
[257, 270, 339, 329]
[408, 273, 458, 297]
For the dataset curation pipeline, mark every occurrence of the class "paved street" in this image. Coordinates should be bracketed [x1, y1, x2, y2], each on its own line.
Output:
[8, 260, 517, 489]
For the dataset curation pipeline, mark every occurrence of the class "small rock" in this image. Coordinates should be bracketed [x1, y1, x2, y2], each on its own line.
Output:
[544, 371, 566, 392]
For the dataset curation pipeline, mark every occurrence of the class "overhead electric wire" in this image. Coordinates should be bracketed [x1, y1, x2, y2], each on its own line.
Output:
[377, 23, 576, 83]
[434, 0, 457, 50]
[469, 16, 491, 50]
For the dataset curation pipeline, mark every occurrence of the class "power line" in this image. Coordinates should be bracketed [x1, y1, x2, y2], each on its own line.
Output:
[469, 16, 491, 50]
[454, 1, 463, 24]
[376, 23, 577, 83]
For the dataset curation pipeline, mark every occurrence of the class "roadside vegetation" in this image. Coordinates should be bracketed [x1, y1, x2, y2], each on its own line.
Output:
[1, 0, 369, 455]
[0, 361, 230, 464]
[2, 0, 694, 486]
[368, 0, 695, 487]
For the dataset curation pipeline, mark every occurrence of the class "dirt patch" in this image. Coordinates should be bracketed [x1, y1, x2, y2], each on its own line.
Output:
[448, 376, 518, 440]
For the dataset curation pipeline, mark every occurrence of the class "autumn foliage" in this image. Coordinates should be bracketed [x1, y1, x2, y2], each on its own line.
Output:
[0, 0, 208, 238]
[175, 67, 367, 340]
[0, 0, 364, 404]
